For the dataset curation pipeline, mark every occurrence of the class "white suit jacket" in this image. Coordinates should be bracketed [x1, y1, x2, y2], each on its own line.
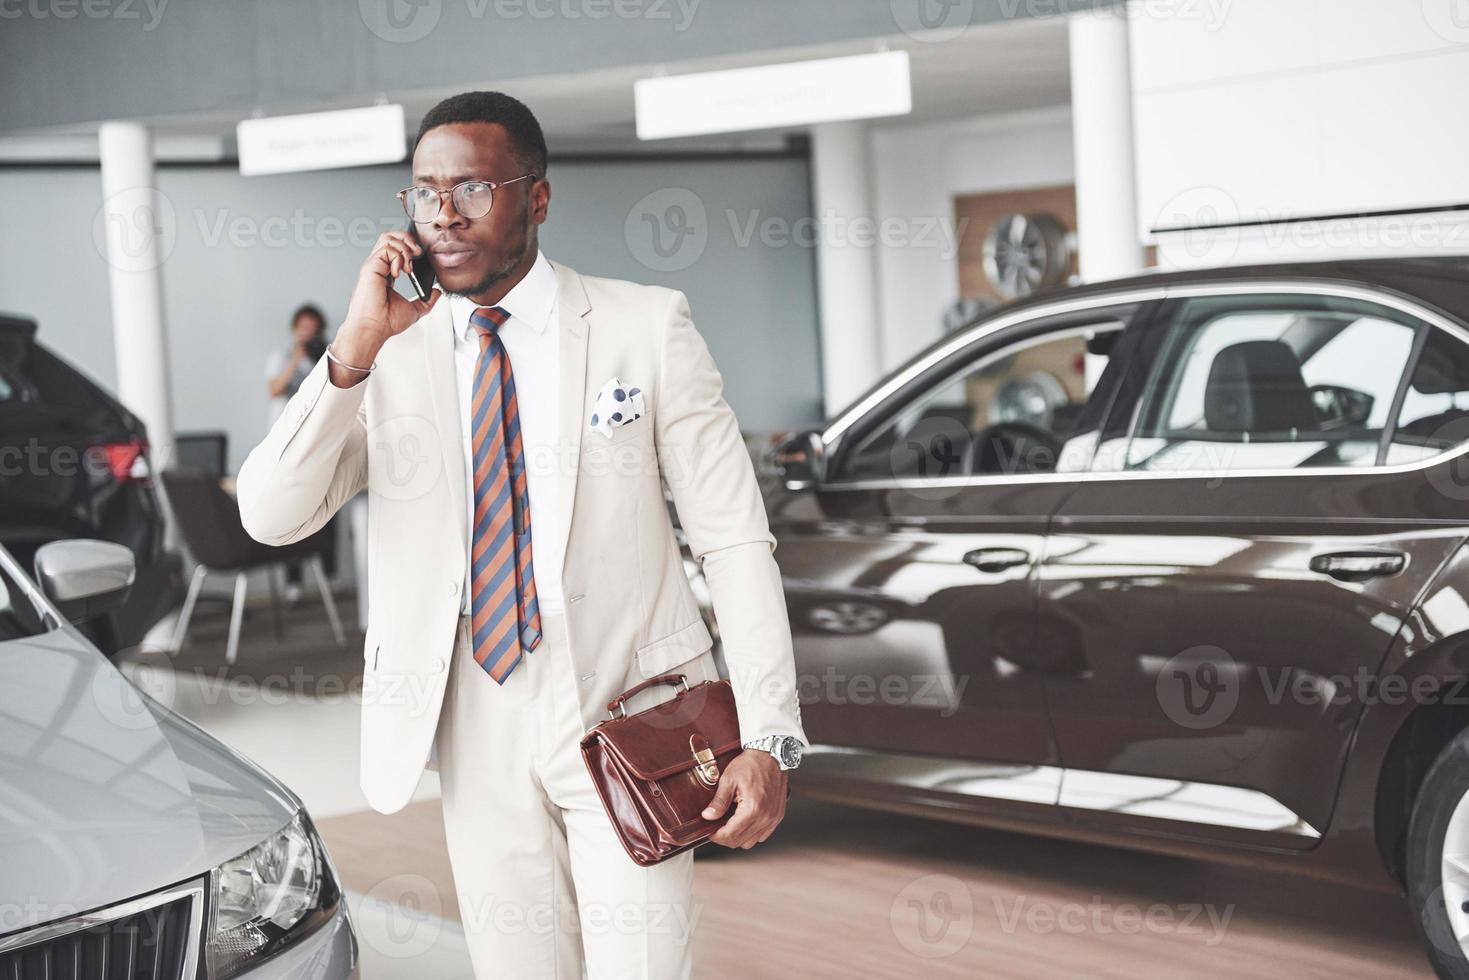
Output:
[236, 259, 806, 814]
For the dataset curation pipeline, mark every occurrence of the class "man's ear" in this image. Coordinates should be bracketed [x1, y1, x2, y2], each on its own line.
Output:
[531, 177, 551, 226]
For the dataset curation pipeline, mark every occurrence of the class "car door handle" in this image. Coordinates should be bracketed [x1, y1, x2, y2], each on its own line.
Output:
[962, 547, 1031, 573]
[1309, 551, 1407, 581]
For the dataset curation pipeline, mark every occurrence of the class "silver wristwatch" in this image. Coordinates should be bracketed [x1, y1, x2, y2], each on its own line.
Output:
[742, 735, 803, 771]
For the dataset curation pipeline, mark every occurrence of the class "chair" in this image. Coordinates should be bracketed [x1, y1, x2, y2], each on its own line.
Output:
[160, 467, 345, 664]
[173, 431, 229, 479]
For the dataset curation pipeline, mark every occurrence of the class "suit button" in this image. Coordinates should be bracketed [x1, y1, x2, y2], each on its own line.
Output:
[449, 580, 459, 595]
[431, 657, 446, 673]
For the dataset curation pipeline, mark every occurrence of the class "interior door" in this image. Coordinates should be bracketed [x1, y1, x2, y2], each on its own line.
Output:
[772, 302, 1143, 805]
[1038, 287, 1468, 846]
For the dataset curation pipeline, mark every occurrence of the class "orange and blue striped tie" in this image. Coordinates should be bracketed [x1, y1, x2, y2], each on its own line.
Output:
[469, 306, 541, 683]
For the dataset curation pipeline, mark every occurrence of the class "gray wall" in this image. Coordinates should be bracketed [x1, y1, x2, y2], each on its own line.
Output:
[0, 154, 821, 472]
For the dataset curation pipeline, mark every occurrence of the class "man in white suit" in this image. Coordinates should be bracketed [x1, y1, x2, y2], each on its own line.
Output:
[236, 92, 807, 978]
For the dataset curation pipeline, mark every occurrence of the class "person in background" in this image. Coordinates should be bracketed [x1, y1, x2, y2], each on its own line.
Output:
[264, 304, 336, 603]
[266, 304, 330, 424]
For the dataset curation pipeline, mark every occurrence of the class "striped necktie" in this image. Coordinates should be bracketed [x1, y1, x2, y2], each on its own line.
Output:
[469, 305, 541, 683]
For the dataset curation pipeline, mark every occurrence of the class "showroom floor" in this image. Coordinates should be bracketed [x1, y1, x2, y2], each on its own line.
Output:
[128, 595, 1436, 978]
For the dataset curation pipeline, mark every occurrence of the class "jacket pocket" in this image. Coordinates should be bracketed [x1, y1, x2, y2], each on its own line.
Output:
[586, 413, 653, 453]
[635, 617, 714, 678]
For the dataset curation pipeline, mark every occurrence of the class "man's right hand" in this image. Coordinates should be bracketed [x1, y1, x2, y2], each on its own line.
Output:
[329, 231, 442, 388]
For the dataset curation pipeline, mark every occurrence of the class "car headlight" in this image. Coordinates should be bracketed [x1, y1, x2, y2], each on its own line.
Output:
[207, 810, 340, 978]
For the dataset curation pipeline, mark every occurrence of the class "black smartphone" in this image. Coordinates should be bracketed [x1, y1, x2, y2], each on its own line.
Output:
[404, 223, 435, 301]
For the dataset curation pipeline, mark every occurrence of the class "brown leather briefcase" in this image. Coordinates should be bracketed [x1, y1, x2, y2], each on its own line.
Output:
[579, 672, 742, 867]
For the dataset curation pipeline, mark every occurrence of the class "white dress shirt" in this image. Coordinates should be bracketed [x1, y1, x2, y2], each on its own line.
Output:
[448, 249, 564, 616]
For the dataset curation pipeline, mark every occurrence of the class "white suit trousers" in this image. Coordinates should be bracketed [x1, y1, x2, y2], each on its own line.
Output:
[434, 611, 700, 979]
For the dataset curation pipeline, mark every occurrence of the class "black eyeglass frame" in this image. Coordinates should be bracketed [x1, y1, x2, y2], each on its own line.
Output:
[396, 173, 539, 223]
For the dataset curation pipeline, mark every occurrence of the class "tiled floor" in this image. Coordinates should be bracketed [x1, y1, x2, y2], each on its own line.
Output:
[126, 595, 1437, 978]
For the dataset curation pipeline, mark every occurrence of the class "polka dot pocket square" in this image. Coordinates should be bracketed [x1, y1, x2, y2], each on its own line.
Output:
[588, 376, 646, 439]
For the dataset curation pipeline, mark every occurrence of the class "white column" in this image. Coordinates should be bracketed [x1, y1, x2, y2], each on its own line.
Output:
[811, 121, 883, 418]
[98, 121, 177, 478]
[1068, 6, 1146, 283]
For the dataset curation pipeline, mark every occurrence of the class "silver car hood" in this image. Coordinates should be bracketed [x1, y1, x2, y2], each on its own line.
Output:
[0, 626, 299, 932]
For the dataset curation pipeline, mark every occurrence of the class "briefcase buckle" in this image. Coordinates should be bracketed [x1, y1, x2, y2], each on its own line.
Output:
[690, 734, 720, 787]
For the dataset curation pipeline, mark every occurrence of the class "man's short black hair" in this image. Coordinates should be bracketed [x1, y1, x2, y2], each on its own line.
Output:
[413, 91, 548, 176]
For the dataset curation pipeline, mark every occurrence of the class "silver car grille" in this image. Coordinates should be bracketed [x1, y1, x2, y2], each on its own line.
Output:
[0, 881, 202, 980]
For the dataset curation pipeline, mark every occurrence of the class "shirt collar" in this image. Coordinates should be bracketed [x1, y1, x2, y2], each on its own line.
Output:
[449, 249, 556, 342]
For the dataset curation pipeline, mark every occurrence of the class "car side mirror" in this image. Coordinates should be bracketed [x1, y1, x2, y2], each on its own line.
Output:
[33, 540, 135, 624]
[773, 428, 825, 491]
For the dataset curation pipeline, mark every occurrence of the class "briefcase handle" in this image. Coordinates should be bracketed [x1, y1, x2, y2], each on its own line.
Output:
[607, 673, 690, 719]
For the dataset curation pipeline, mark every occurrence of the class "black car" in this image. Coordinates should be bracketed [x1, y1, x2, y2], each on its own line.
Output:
[0, 313, 183, 654]
[768, 258, 1469, 977]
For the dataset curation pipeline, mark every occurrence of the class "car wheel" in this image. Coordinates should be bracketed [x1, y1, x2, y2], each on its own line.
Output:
[807, 600, 890, 635]
[1407, 727, 1469, 978]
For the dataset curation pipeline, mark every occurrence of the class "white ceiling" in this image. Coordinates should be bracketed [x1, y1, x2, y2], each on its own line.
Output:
[0, 16, 1072, 160]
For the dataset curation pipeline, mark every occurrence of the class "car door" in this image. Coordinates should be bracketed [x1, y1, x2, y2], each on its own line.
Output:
[772, 300, 1146, 807]
[1038, 284, 1469, 847]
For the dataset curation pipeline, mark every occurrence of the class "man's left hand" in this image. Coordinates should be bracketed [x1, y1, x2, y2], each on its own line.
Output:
[702, 750, 788, 849]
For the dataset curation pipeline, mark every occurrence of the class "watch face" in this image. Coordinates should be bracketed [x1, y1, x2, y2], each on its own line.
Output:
[779, 739, 802, 768]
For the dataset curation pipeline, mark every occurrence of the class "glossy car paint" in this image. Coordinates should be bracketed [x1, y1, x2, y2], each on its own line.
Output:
[0, 544, 356, 974]
[772, 258, 1469, 893]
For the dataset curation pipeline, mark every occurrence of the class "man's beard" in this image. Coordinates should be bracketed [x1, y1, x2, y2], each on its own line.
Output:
[452, 235, 529, 298]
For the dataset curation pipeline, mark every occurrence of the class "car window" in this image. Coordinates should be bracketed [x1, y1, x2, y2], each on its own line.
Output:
[0, 557, 50, 641]
[0, 342, 116, 432]
[1123, 294, 1422, 474]
[831, 322, 1124, 482]
[1385, 326, 1469, 464]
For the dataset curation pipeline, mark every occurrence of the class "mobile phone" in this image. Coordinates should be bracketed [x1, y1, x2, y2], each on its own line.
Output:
[404, 223, 436, 301]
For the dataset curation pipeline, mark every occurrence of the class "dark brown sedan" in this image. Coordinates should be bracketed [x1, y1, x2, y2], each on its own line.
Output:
[767, 258, 1469, 978]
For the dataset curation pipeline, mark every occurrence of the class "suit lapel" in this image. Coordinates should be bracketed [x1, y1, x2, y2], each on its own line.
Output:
[552, 259, 591, 549]
[421, 296, 467, 550]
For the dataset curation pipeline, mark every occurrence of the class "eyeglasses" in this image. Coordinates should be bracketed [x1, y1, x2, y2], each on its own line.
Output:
[396, 174, 538, 223]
